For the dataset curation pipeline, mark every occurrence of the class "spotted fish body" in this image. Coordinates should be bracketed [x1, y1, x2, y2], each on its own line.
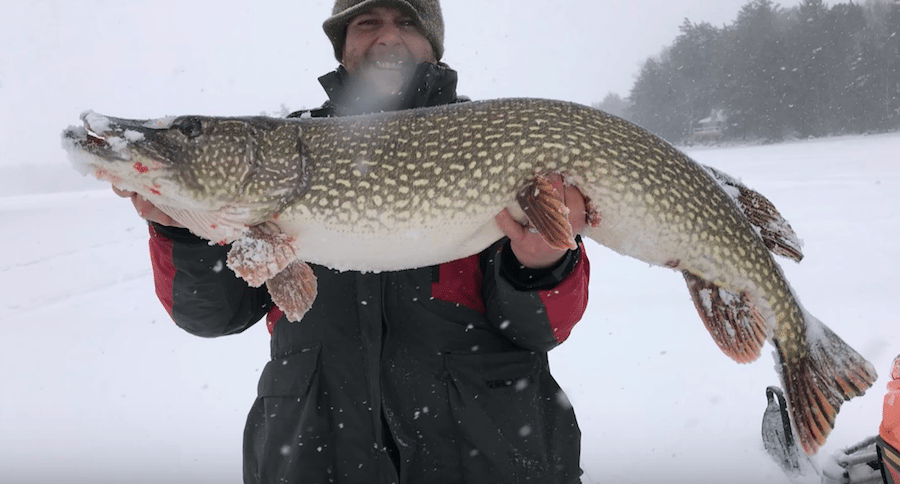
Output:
[62, 98, 876, 455]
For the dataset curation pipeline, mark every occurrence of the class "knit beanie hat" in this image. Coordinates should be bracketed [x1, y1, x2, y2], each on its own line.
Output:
[323, 0, 444, 62]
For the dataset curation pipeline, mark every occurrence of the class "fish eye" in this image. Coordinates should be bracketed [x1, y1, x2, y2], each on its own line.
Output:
[177, 117, 203, 138]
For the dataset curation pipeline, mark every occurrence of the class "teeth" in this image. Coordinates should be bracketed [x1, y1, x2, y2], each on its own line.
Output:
[86, 130, 109, 147]
[82, 118, 107, 144]
[374, 61, 403, 70]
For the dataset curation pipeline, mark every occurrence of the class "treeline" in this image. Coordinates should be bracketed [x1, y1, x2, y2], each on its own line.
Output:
[598, 0, 900, 144]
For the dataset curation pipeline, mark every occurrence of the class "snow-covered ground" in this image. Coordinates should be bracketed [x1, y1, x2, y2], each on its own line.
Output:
[0, 131, 897, 483]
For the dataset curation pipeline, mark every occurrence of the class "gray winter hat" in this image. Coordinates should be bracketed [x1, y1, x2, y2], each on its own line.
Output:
[323, 0, 444, 62]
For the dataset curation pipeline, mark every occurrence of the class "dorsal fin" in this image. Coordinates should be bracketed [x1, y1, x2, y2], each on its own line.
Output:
[702, 164, 804, 262]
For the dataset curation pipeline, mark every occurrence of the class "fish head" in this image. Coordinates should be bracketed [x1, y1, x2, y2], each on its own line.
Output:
[62, 112, 308, 241]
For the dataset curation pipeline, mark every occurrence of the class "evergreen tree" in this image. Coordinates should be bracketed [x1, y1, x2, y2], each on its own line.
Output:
[825, 2, 868, 134]
[885, 0, 900, 129]
[626, 58, 682, 141]
[721, 0, 791, 140]
[625, 20, 724, 142]
[592, 92, 631, 118]
[667, 19, 725, 141]
[619, 0, 899, 142]
[788, 0, 831, 136]
[853, 0, 900, 131]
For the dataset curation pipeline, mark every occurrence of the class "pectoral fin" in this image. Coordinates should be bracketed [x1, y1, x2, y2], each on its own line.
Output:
[516, 174, 576, 250]
[683, 271, 767, 364]
[267, 261, 318, 322]
[226, 222, 297, 287]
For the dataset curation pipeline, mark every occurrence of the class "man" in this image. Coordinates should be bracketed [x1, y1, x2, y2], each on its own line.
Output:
[116, 1, 591, 482]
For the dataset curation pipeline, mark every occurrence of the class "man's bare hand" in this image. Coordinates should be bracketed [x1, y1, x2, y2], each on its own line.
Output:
[494, 174, 587, 269]
[112, 186, 184, 228]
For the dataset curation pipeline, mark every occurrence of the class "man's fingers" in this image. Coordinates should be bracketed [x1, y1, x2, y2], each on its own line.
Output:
[544, 174, 588, 234]
[111, 185, 184, 228]
[563, 184, 587, 233]
[111, 186, 133, 198]
[138, 199, 184, 228]
[494, 208, 527, 241]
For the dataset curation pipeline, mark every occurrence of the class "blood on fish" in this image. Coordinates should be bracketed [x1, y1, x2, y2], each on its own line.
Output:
[133, 162, 149, 173]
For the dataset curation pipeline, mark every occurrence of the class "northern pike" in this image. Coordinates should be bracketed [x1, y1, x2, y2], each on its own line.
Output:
[61, 98, 876, 455]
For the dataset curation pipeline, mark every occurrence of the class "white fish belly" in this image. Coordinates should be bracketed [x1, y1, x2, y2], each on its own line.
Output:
[582, 186, 686, 267]
[581, 183, 762, 295]
[282, 217, 506, 272]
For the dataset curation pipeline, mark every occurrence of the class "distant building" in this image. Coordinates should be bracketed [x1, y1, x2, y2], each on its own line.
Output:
[693, 109, 727, 143]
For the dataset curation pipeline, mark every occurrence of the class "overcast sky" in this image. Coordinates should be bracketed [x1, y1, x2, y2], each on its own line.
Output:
[0, 0, 803, 167]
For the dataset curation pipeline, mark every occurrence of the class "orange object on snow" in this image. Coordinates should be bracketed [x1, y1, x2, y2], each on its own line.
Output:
[880, 355, 900, 484]
[882, 355, 900, 449]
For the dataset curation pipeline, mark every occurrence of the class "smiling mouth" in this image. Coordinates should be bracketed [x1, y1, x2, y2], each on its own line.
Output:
[373, 60, 405, 70]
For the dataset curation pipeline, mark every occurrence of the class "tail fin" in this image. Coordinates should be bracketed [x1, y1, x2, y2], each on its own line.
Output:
[778, 319, 878, 455]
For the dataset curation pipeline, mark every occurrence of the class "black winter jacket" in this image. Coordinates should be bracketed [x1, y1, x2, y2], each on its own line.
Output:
[149, 63, 590, 484]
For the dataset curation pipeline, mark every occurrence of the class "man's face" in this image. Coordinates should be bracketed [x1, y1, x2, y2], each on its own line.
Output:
[341, 6, 436, 95]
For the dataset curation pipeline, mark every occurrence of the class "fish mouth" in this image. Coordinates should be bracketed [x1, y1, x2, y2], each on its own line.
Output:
[62, 111, 158, 160]
[84, 126, 110, 148]
[62, 111, 181, 192]
[61, 123, 111, 150]
[81, 111, 148, 139]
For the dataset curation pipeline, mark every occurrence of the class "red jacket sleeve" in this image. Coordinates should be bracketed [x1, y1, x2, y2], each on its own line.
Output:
[481, 238, 590, 351]
[535, 246, 590, 343]
[147, 223, 273, 337]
